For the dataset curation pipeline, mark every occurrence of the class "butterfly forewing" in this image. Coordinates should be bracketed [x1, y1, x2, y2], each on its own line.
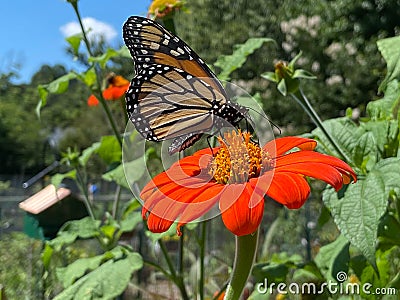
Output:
[123, 16, 248, 154]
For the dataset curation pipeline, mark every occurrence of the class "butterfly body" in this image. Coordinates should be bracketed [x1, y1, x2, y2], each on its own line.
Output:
[123, 16, 248, 154]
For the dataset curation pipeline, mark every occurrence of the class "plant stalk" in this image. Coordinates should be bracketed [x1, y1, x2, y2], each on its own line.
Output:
[224, 229, 259, 300]
[291, 88, 353, 165]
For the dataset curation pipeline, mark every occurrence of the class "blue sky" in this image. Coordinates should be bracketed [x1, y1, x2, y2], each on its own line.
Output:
[0, 0, 150, 83]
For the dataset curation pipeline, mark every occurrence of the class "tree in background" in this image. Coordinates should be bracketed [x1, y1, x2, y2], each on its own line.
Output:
[175, 0, 399, 132]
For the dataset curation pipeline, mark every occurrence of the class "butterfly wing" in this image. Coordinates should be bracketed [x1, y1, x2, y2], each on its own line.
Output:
[123, 16, 247, 153]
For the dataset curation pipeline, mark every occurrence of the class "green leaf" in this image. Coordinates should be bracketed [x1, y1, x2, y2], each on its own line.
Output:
[367, 80, 400, 120]
[59, 217, 101, 240]
[88, 48, 119, 69]
[323, 158, 400, 266]
[65, 33, 83, 56]
[79, 67, 97, 88]
[51, 170, 77, 188]
[292, 69, 316, 80]
[314, 235, 350, 282]
[352, 131, 377, 172]
[56, 255, 105, 288]
[377, 36, 400, 92]
[277, 78, 287, 96]
[97, 135, 122, 164]
[311, 117, 359, 159]
[42, 243, 54, 269]
[36, 72, 78, 117]
[79, 142, 101, 167]
[260, 71, 278, 83]
[53, 250, 143, 300]
[120, 211, 142, 233]
[214, 38, 275, 81]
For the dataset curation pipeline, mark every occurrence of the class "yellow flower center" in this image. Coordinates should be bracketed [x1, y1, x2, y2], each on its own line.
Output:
[209, 130, 273, 184]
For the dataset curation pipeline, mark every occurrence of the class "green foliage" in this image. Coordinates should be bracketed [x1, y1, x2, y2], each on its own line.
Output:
[214, 38, 275, 81]
[377, 36, 400, 92]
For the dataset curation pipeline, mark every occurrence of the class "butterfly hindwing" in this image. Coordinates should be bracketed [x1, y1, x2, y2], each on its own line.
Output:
[126, 65, 226, 143]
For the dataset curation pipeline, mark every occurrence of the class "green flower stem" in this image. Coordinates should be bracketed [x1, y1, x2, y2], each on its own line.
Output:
[69, 1, 122, 147]
[75, 168, 95, 220]
[224, 229, 259, 300]
[159, 239, 190, 300]
[199, 221, 207, 300]
[291, 88, 354, 165]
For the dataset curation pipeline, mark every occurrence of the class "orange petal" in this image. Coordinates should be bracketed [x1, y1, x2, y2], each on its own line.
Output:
[177, 183, 223, 233]
[263, 137, 317, 155]
[220, 183, 264, 236]
[87, 95, 99, 106]
[275, 151, 356, 190]
[264, 172, 310, 209]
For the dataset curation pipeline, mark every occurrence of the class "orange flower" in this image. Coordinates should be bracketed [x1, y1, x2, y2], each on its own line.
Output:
[140, 131, 356, 236]
[148, 0, 184, 19]
[87, 74, 130, 106]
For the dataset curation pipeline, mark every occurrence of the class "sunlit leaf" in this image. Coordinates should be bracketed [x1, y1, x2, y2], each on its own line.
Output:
[323, 158, 400, 267]
[53, 249, 142, 300]
[88, 48, 119, 69]
[97, 135, 121, 164]
[65, 33, 83, 56]
[377, 36, 400, 92]
[214, 38, 275, 81]
[51, 170, 77, 188]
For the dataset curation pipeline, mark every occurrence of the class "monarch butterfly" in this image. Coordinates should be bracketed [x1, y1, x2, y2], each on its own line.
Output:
[123, 16, 249, 154]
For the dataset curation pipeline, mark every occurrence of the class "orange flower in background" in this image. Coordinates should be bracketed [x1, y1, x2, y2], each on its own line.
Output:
[140, 131, 356, 236]
[87, 74, 130, 106]
[148, 0, 184, 19]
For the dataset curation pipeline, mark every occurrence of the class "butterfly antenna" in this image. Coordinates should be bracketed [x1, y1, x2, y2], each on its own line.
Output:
[246, 106, 282, 135]
[206, 135, 215, 156]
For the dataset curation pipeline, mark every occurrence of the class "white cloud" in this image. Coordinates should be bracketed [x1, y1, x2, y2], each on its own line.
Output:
[60, 17, 117, 43]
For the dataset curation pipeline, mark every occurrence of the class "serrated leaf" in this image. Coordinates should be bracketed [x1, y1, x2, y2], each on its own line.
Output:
[311, 118, 359, 159]
[53, 251, 143, 300]
[314, 235, 350, 282]
[97, 135, 121, 164]
[367, 80, 400, 120]
[214, 38, 275, 81]
[377, 36, 400, 92]
[88, 48, 119, 69]
[352, 131, 377, 172]
[51, 170, 77, 188]
[66, 33, 83, 56]
[322, 159, 399, 266]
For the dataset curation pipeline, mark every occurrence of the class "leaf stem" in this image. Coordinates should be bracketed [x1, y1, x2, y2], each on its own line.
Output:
[291, 88, 353, 165]
[224, 229, 259, 300]
[75, 168, 95, 220]
[159, 239, 190, 300]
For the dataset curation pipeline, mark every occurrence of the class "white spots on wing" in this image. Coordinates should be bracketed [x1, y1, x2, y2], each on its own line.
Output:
[141, 49, 148, 54]
[176, 47, 185, 54]
[170, 49, 180, 57]
[162, 39, 169, 45]
[150, 42, 160, 50]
